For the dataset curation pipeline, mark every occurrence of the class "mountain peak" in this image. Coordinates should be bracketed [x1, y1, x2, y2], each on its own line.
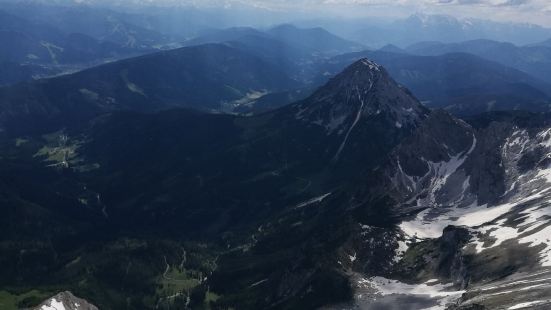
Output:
[294, 58, 429, 161]
[296, 58, 428, 135]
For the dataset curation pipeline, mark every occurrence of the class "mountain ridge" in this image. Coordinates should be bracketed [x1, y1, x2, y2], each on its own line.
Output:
[3, 56, 551, 310]
[0, 43, 299, 135]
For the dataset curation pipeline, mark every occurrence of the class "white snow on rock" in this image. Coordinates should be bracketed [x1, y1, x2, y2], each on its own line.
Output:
[393, 239, 409, 263]
[333, 85, 370, 161]
[358, 277, 464, 310]
[400, 126, 551, 268]
[294, 192, 332, 209]
[349, 252, 357, 263]
[508, 299, 551, 309]
[360, 59, 381, 71]
[471, 187, 551, 266]
[397, 134, 477, 239]
[399, 199, 518, 240]
[34, 291, 98, 310]
[40, 298, 66, 310]
[393, 134, 477, 209]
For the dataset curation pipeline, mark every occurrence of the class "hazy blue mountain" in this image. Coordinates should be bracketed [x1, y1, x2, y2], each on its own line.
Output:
[0, 44, 299, 134]
[0, 8, 63, 39]
[317, 50, 551, 116]
[1, 3, 168, 48]
[0, 61, 61, 86]
[184, 24, 365, 59]
[183, 27, 269, 45]
[406, 39, 551, 84]
[528, 38, 551, 48]
[182, 24, 365, 85]
[378, 44, 407, 54]
[113, 6, 224, 40]
[182, 28, 309, 76]
[266, 24, 365, 56]
[223, 35, 311, 76]
[0, 8, 155, 85]
[344, 14, 551, 47]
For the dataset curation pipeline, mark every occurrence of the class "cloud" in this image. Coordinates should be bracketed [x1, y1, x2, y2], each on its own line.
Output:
[310, 0, 551, 26]
[46, 0, 551, 26]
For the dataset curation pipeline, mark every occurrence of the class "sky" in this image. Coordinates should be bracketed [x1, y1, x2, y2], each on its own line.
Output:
[230, 0, 551, 26]
[88, 0, 551, 26]
[8, 0, 551, 27]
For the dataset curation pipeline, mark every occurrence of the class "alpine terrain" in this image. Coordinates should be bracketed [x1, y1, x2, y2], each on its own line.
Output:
[2, 2, 551, 309]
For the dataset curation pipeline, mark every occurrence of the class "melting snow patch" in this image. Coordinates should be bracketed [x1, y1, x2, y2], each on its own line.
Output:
[294, 193, 332, 209]
[126, 81, 146, 96]
[400, 189, 547, 240]
[349, 252, 357, 263]
[249, 278, 268, 288]
[333, 85, 370, 161]
[359, 277, 464, 310]
[361, 59, 381, 71]
[508, 300, 551, 309]
[40, 298, 66, 310]
[326, 114, 348, 135]
[394, 239, 409, 263]
[470, 185, 551, 265]
[423, 135, 477, 205]
[537, 128, 551, 148]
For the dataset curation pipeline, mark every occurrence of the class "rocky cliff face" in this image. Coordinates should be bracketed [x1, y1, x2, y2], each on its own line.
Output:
[341, 111, 551, 309]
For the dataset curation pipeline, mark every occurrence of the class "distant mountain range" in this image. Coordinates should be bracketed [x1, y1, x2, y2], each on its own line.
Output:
[185, 24, 365, 57]
[0, 8, 158, 85]
[176, 24, 551, 117]
[405, 39, 551, 84]
[183, 24, 365, 84]
[3, 39, 550, 132]
[530, 38, 551, 48]
[327, 13, 551, 47]
[1, 4, 169, 47]
[0, 9, 101, 61]
[317, 50, 551, 116]
[0, 43, 301, 135]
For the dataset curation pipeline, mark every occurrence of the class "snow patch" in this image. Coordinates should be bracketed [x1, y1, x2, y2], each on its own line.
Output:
[358, 277, 464, 310]
[360, 59, 381, 71]
[294, 193, 332, 209]
[40, 298, 66, 310]
[333, 85, 370, 161]
[400, 189, 546, 240]
[508, 300, 551, 309]
[349, 252, 357, 263]
[393, 239, 408, 262]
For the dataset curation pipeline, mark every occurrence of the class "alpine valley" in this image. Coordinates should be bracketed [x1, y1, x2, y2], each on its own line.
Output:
[3, 2, 551, 310]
